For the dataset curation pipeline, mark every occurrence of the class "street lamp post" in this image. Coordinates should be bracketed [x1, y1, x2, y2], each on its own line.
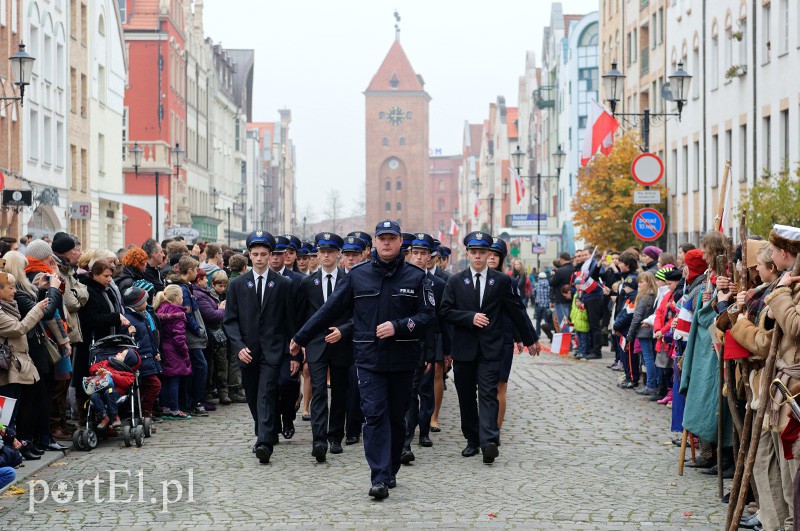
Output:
[602, 61, 692, 153]
[512, 145, 566, 271]
[1, 43, 35, 106]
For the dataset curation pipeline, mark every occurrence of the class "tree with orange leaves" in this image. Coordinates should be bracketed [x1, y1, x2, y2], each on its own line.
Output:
[571, 135, 667, 250]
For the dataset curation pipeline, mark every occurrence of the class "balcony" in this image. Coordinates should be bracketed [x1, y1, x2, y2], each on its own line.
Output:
[122, 141, 176, 174]
[533, 85, 555, 109]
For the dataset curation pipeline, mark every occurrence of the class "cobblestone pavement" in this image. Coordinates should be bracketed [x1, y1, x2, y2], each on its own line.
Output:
[0, 349, 726, 529]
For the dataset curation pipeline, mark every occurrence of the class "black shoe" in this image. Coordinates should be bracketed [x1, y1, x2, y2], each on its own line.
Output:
[400, 449, 415, 464]
[419, 435, 433, 447]
[461, 445, 480, 457]
[43, 439, 69, 451]
[430, 426, 441, 433]
[252, 443, 257, 453]
[620, 381, 636, 389]
[583, 354, 601, 360]
[312, 444, 327, 463]
[345, 435, 360, 445]
[686, 456, 715, 468]
[388, 476, 397, 489]
[26, 445, 45, 456]
[21, 449, 41, 460]
[482, 442, 499, 464]
[301, 414, 311, 421]
[329, 441, 343, 454]
[671, 438, 682, 447]
[282, 421, 295, 440]
[369, 483, 389, 500]
[255, 445, 272, 464]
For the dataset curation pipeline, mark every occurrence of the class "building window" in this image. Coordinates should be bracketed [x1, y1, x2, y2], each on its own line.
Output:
[438, 199, 445, 211]
[763, 116, 771, 174]
[396, 180, 401, 190]
[98, 133, 105, 174]
[740, 124, 748, 182]
[406, 112, 412, 120]
[396, 202, 402, 211]
[692, 141, 700, 191]
[70, 67, 77, 113]
[385, 181, 391, 191]
[383, 137, 389, 146]
[779, 0, 788, 54]
[691, 48, 700, 99]
[98, 65, 106, 104]
[56, 121, 64, 168]
[117, 0, 126, 24]
[710, 37, 719, 90]
[780, 109, 789, 170]
[711, 134, 719, 187]
[379, 112, 385, 119]
[43, 115, 52, 165]
[763, 3, 771, 63]
[681, 144, 688, 194]
[385, 202, 391, 211]
[121, 108, 127, 160]
[399, 137, 405, 146]
[29, 109, 38, 160]
[438, 180, 444, 191]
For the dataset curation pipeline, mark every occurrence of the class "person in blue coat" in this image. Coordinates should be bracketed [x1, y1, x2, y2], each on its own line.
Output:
[122, 287, 162, 420]
[291, 220, 434, 500]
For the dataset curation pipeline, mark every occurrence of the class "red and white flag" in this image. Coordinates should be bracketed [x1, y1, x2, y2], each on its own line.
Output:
[437, 230, 444, 242]
[580, 100, 618, 167]
[510, 165, 526, 204]
[546, 333, 572, 356]
[449, 219, 458, 236]
[472, 192, 480, 218]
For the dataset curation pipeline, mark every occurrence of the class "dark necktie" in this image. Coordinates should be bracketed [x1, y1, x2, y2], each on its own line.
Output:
[475, 273, 481, 307]
[326, 273, 333, 299]
[256, 275, 263, 305]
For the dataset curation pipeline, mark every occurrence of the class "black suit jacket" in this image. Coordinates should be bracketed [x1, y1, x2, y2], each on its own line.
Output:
[223, 269, 298, 367]
[433, 267, 451, 283]
[282, 267, 304, 297]
[423, 272, 451, 362]
[296, 268, 354, 366]
[440, 268, 536, 362]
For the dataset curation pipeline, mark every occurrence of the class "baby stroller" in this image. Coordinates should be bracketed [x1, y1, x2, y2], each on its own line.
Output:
[73, 334, 153, 450]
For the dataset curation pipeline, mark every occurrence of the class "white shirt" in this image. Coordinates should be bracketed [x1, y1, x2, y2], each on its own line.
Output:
[427, 265, 437, 277]
[470, 266, 488, 307]
[252, 271, 268, 302]
[321, 267, 338, 303]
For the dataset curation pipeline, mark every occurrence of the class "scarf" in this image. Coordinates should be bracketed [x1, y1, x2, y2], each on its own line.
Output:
[0, 299, 21, 320]
[25, 257, 53, 276]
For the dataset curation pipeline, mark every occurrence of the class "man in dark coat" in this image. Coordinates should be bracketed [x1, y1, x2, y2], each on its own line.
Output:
[223, 231, 299, 464]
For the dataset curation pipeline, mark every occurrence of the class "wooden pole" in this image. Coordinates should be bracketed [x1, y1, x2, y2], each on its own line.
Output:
[716, 254, 728, 499]
[678, 428, 689, 476]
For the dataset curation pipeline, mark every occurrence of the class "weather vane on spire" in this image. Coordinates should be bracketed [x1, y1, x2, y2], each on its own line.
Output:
[394, 10, 401, 41]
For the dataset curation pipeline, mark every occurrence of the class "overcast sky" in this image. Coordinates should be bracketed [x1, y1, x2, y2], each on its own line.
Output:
[204, 0, 599, 223]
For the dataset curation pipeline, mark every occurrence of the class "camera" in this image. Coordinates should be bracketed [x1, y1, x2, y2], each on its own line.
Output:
[44, 274, 51, 282]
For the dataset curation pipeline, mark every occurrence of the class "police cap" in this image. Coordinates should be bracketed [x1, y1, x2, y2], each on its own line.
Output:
[463, 231, 492, 249]
[314, 232, 344, 250]
[490, 237, 508, 258]
[246, 230, 276, 251]
[273, 235, 291, 253]
[375, 219, 401, 237]
[410, 233, 435, 252]
[297, 241, 314, 256]
[283, 234, 301, 251]
[347, 231, 373, 249]
[342, 236, 367, 253]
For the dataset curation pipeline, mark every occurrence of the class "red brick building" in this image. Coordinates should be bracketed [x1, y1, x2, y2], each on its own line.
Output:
[428, 155, 461, 249]
[121, 0, 187, 246]
[0, 1, 24, 238]
[364, 37, 430, 232]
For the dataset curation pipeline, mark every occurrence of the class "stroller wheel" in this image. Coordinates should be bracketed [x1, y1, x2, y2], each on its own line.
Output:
[143, 417, 152, 438]
[85, 429, 98, 450]
[122, 425, 132, 447]
[134, 425, 144, 447]
[73, 429, 85, 451]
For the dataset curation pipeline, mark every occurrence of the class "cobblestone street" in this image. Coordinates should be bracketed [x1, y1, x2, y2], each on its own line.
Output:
[0, 349, 726, 529]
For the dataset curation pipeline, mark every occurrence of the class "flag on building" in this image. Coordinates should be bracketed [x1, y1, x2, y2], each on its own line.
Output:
[473, 191, 480, 218]
[510, 165, 526, 204]
[449, 218, 458, 236]
[580, 100, 618, 167]
[437, 230, 444, 242]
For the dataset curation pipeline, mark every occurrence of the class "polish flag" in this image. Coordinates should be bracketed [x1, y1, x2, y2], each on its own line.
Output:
[510, 165, 526, 204]
[437, 230, 444, 242]
[545, 333, 572, 356]
[580, 100, 618, 167]
[473, 192, 480, 218]
[449, 218, 458, 236]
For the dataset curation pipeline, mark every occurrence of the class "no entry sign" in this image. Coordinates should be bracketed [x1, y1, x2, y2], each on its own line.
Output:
[631, 153, 664, 186]
[631, 208, 665, 241]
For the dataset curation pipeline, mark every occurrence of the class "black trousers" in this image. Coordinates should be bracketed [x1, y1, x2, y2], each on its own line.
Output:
[274, 356, 300, 436]
[453, 351, 501, 450]
[240, 356, 280, 451]
[584, 296, 605, 357]
[308, 360, 348, 445]
[346, 364, 364, 438]
[404, 359, 434, 449]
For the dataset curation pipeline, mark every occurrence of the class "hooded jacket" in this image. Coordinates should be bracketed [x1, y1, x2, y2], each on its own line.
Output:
[155, 301, 191, 377]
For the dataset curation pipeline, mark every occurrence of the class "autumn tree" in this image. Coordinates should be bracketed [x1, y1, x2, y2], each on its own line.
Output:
[738, 167, 800, 237]
[571, 135, 667, 251]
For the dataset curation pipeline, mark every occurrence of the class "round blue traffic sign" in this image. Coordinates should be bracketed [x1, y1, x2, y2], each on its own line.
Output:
[631, 208, 665, 242]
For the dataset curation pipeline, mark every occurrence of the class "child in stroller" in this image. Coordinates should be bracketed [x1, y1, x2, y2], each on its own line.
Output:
[87, 349, 140, 430]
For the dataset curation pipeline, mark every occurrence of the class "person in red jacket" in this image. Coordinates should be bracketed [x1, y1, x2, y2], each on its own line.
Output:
[88, 349, 140, 429]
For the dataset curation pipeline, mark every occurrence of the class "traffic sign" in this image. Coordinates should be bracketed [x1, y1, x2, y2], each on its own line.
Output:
[631, 153, 664, 186]
[633, 190, 661, 204]
[631, 208, 665, 241]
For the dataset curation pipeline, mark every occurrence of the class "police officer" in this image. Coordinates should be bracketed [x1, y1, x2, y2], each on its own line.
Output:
[427, 242, 451, 433]
[401, 233, 415, 261]
[438, 246, 452, 272]
[296, 232, 352, 462]
[296, 241, 314, 275]
[291, 220, 434, 499]
[269, 235, 304, 440]
[401, 233, 449, 465]
[340, 234, 367, 444]
[308, 245, 319, 274]
[223, 231, 299, 464]
[282, 234, 303, 273]
[347, 231, 372, 263]
[341, 236, 366, 274]
[440, 231, 539, 464]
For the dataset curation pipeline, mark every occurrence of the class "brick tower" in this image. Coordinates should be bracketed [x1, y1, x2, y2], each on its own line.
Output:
[364, 36, 430, 232]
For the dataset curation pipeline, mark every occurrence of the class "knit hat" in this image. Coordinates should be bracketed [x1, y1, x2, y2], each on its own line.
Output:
[51, 232, 76, 254]
[683, 249, 708, 279]
[25, 239, 53, 261]
[622, 275, 638, 290]
[769, 224, 800, 255]
[132, 279, 155, 294]
[642, 246, 663, 261]
[664, 268, 683, 281]
[123, 286, 147, 308]
[655, 266, 675, 282]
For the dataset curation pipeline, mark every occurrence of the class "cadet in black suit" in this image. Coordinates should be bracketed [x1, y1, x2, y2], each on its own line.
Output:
[440, 232, 540, 464]
[296, 232, 353, 462]
[269, 235, 304, 440]
[223, 231, 300, 464]
[428, 242, 451, 433]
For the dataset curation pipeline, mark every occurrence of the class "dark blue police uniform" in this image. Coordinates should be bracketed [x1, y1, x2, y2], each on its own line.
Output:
[294, 220, 434, 498]
[341, 235, 368, 443]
